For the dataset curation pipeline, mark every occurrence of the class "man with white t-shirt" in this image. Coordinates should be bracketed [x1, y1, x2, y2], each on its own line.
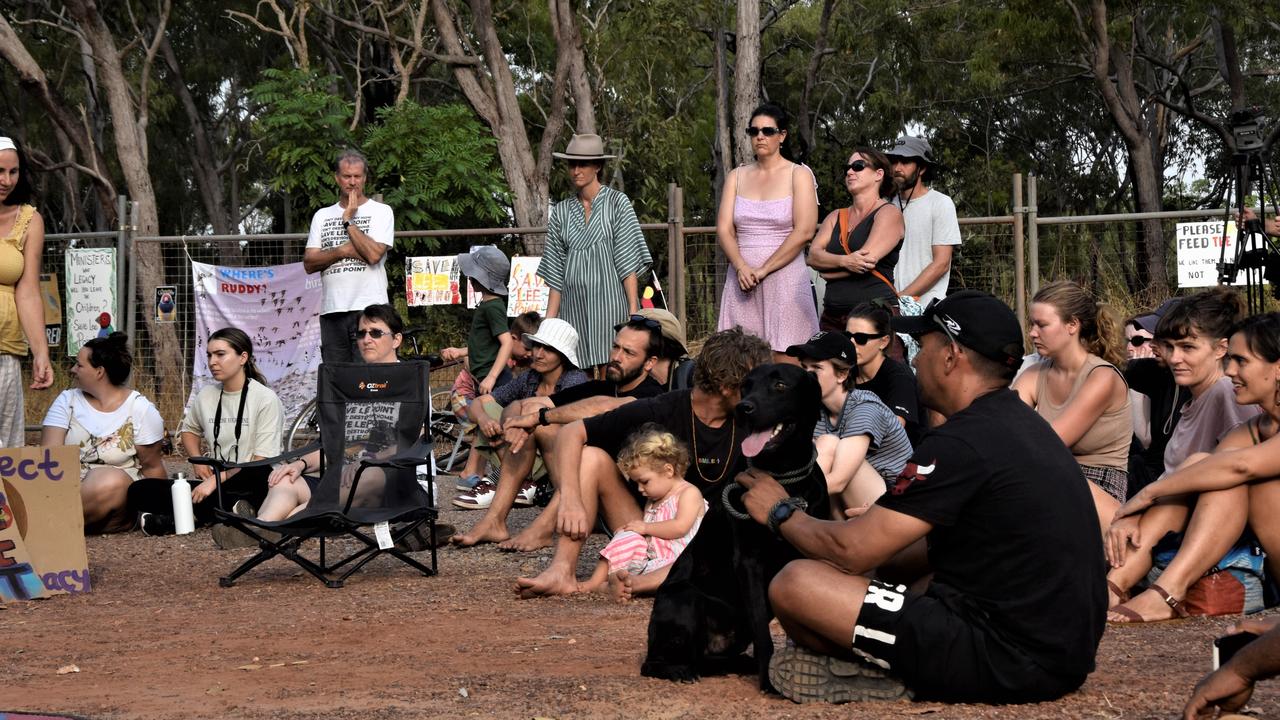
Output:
[304, 149, 395, 362]
[884, 137, 961, 305]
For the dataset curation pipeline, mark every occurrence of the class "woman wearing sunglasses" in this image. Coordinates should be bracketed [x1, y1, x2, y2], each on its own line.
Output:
[846, 302, 922, 443]
[807, 148, 904, 335]
[539, 133, 652, 374]
[127, 327, 284, 537]
[715, 103, 820, 362]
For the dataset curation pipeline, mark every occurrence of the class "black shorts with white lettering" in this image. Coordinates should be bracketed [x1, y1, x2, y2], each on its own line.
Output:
[850, 580, 1086, 703]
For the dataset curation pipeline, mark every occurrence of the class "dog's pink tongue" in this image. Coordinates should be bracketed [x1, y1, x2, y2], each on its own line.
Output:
[741, 429, 772, 458]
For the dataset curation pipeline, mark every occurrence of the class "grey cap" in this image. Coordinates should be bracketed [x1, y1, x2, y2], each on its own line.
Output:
[885, 136, 935, 165]
[456, 245, 510, 296]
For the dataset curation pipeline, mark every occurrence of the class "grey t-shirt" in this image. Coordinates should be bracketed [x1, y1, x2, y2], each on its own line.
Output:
[814, 389, 913, 482]
[1162, 376, 1259, 474]
[893, 189, 961, 304]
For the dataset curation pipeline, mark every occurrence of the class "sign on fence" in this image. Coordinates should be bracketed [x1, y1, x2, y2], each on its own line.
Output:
[1176, 220, 1253, 288]
[0, 446, 88, 602]
[190, 262, 322, 423]
[405, 256, 463, 307]
[507, 256, 549, 315]
[39, 272, 62, 348]
[64, 248, 117, 355]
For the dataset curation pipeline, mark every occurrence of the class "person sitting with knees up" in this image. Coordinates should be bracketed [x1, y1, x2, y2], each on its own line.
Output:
[41, 333, 166, 534]
[737, 290, 1104, 705]
[1012, 280, 1131, 531]
[785, 331, 911, 518]
[128, 328, 283, 537]
[579, 424, 706, 602]
[846, 301, 923, 442]
[231, 304, 456, 548]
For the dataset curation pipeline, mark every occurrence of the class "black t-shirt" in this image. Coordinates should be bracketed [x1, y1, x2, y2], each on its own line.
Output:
[860, 357, 922, 443]
[1125, 358, 1190, 480]
[875, 389, 1106, 677]
[583, 389, 745, 499]
[548, 376, 663, 407]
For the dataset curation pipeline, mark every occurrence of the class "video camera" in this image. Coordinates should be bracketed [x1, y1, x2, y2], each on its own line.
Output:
[1230, 107, 1267, 153]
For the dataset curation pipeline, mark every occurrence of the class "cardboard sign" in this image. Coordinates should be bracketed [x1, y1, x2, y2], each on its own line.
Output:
[0, 446, 86, 602]
[64, 247, 118, 356]
[1176, 220, 1252, 288]
[405, 256, 463, 307]
[507, 256, 550, 316]
[39, 272, 62, 348]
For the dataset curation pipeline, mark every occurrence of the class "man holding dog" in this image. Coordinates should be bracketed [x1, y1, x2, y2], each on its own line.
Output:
[739, 290, 1106, 704]
[515, 326, 771, 598]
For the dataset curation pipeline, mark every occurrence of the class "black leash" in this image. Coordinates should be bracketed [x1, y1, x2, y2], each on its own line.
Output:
[721, 445, 818, 520]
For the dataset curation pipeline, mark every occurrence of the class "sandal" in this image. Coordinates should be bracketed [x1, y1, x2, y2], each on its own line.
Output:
[1107, 579, 1130, 608]
[1107, 582, 1189, 624]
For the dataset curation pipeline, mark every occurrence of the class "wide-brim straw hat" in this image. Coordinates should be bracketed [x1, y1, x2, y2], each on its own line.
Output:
[553, 133, 616, 161]
[522, 318, 580, 368]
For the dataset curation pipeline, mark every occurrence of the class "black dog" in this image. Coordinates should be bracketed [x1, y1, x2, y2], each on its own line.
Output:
[641, 363, 830, 690]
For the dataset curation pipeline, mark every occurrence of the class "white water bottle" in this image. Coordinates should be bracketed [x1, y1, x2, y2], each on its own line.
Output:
[170, 472, 195, 535]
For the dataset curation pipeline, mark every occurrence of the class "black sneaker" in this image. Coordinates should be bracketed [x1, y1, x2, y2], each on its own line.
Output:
[211, 500, 263, 550]
[768, 645, 909, 704]
[139, 513, 176, 537]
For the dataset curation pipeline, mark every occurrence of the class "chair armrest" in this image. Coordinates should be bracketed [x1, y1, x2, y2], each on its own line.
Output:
[359, 440, 434, 470]
[189, 442, 321, 473]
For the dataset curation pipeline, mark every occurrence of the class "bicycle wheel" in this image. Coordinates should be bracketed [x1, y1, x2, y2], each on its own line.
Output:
[286, 399, 320, 452]
[429, 386, 469, 473]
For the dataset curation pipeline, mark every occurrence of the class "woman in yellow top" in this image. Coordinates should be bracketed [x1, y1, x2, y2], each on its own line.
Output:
[0, 135, 53, 447]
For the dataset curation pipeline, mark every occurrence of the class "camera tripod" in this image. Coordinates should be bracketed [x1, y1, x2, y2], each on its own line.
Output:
[1217, 107, 1280, 315]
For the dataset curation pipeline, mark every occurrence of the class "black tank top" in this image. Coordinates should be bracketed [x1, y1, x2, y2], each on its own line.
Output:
[823, 204, 903, 309]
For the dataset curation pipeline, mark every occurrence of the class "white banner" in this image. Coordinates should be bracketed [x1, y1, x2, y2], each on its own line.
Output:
[189, 262, 322, 422]
[1176, 220, 1251, 288]
[63, 247, 117, 356]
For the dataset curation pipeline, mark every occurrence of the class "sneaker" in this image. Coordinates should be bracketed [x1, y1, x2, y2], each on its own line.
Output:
[211, 500, 265, 550]
[454, 474, 484, 491]
[513, 478, 541, 507]
[452, 479, 496, 510]
[768, 645, 908, 704]
[392, 521, 458, 552]
[139, 512, 176, 537]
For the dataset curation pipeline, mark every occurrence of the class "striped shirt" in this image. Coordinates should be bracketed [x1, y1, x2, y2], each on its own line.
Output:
[538, 186, 653, 368]
[814, 389, 913, 483]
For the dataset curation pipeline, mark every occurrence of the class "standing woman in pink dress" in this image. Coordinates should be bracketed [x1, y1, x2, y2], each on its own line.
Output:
[0, 135, 53, 447]
[715, 104, 819, 362]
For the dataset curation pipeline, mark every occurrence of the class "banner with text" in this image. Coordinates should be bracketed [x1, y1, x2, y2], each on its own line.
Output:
[190, 262, 322, 422]
[0, 446, 86, 602]
[507, 256, 550, 316]
[1176, 220, 1253, 288]
[64, 248, 117, 356]
[406, 256, 463, 307]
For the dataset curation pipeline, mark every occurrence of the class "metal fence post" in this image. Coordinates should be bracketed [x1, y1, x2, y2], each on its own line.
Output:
[668, 183, 687, 330]
[125, 201, 139, 344]
[116, 195, 128, 331]
[1027, 173, 1039, 296]
[1012, 174, 1026, 334]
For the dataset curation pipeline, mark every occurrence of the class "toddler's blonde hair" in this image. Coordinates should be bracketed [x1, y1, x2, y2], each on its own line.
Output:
[617, 423, 690, 479]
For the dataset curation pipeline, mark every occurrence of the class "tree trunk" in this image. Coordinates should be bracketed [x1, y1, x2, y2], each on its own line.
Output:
[797, 0, 837, 162]
[551, 0, 596, 134]
[64, 0, 184, 396]
[159, 37, 232, 235]
[732, 0, 761, 167]
[712, 26, 733, 205]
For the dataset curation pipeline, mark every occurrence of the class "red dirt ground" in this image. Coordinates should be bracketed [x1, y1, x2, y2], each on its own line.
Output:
[4, 502, 1279, 720]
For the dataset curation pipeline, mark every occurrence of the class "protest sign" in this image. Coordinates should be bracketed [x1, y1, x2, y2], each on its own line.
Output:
[64, 247, 117, 355]
[39, 272, 62, 348]
[155, 285, 177, 322]
[507, 256, 549, 315]
[1176, 220, 1252, 288]
[190, 262, 323, 423]
[406, 256, 462, 306]
[0, 446, 86, 602]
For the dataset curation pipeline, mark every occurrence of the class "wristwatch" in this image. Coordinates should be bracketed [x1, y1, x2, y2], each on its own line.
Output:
[341, 219, 352, 231]
[538, 407, 551, 427]
[767, 497, 808, 536]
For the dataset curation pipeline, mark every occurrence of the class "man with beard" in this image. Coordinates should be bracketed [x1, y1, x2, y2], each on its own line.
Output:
[451, 315, 666, 548]
[884, 137, 961, 305]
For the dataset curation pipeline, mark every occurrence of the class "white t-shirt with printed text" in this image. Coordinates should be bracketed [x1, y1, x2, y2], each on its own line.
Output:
[892, 189, 962, 305]
[305, 198, 394, 314]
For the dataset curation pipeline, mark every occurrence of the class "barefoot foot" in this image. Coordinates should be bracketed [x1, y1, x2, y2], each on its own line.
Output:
[608, 570, 634, 603]
[497, 526, 554, 553]
[450, 518, 510, 547]
[514, 564, 580, 599]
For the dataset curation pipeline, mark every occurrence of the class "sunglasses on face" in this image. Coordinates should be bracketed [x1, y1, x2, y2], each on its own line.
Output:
[846, 160, 873, 174]
[845, 331, 888, 345]
[744, 126, 782, 137]
[352, 329, 394, 340]
[1128, 335, 1152, 347]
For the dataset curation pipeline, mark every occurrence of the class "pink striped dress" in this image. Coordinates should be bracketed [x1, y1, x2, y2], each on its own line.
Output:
[716, 192, 820, 351]
[599, 487, 707, 576]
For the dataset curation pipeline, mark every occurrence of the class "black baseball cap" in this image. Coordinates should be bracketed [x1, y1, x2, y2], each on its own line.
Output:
[785, 331, 856, 364]
[1133, 298, 1181, 334]
[892, 290, 1024, 370]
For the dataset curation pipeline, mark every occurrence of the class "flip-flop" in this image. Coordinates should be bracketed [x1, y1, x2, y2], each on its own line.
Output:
[1107, 583, 1189, 624]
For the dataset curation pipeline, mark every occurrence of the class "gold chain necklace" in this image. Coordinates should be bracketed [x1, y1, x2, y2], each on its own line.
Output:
[690, 399, 736, 484]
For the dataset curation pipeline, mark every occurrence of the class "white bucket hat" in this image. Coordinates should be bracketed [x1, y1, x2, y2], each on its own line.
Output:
[522, 318, 580, 369]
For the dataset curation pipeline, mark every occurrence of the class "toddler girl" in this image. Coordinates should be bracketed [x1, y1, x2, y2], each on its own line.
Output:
[582, 424, 707, 602]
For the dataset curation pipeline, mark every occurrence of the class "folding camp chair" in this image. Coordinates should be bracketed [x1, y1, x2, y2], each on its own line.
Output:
[191, 361, 440, 588]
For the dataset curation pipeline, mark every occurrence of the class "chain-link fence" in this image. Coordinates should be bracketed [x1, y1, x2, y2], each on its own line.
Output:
[20, 179, 1248, 435]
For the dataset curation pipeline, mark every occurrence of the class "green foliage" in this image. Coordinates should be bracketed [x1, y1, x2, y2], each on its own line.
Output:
[250, 67, 355, 221]
[363, 101, 509, 253]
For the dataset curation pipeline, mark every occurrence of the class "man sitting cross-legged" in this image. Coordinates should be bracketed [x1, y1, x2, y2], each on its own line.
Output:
[450, 314, 669, 549]
[514, 326, 771, 599]
[736, 291, 1106, 704]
